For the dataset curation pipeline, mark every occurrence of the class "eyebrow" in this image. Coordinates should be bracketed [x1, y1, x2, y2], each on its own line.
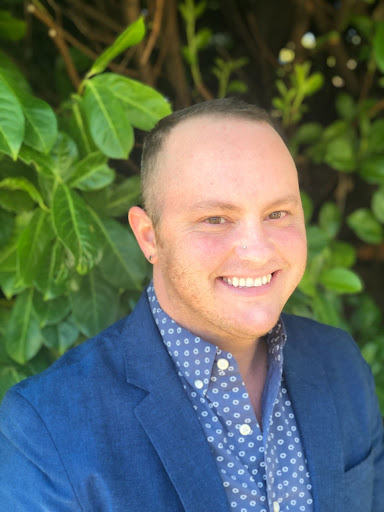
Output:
[187, 201, 242, 214]
[263, 194, 301, 210]
[187, 195, 300, 214]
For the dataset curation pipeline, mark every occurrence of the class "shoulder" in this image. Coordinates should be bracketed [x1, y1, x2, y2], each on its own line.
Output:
[281, 312, 373, 394]
[282, 312, 363, 360]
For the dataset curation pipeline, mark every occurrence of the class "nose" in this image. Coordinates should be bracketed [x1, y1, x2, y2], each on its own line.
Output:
[234, 221, 275, 265]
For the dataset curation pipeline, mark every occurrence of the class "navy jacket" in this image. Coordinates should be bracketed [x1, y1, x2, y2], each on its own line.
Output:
[0, 292, 383, 511]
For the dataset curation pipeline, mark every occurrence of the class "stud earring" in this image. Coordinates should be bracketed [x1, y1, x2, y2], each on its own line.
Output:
[242, 245, 247, 250]
[148, 255, 152, 261]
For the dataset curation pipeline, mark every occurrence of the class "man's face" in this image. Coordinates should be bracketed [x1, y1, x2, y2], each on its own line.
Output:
[151, 116, 307, 347]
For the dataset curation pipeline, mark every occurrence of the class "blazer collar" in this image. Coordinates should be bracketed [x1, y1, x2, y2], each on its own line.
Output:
[283, 313, 345, 512]
[123, 292, 230, 512]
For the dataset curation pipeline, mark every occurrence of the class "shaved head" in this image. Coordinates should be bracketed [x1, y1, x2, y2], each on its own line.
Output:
[140, 98, 274, 225]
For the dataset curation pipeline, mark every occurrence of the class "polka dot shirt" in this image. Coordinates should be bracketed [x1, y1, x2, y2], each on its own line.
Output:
[147, 284, 313, 512]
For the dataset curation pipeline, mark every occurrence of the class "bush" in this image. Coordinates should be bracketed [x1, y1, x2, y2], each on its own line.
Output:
[0, 1, 383, 413]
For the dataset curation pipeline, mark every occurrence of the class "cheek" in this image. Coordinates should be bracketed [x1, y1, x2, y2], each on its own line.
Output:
[188, 232, 233, 261]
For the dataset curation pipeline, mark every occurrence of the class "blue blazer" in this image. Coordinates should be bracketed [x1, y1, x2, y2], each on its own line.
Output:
[0, 292, 383, 511]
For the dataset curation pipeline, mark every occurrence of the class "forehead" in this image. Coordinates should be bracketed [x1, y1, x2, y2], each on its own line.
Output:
[158, 116, 296, 188]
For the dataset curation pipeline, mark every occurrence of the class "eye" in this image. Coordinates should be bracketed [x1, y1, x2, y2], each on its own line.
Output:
[267, 211, 286, 220]
[205, 216, 226, 224]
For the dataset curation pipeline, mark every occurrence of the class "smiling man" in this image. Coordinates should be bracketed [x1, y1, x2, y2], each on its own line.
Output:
[0, 99, 383, 512]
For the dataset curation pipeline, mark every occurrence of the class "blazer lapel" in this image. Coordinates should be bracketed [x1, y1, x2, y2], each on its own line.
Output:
[123, 293, 230, 512]
[283, 317, 345, 512]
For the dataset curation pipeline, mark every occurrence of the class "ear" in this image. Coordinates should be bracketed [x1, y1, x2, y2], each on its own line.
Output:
[128, 206, 158, 264]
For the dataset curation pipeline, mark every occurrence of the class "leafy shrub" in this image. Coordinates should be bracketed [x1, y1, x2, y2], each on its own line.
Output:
[0, 18, 171, 398]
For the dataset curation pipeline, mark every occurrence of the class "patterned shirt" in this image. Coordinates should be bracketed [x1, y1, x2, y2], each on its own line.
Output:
[147, 283, 313, 512]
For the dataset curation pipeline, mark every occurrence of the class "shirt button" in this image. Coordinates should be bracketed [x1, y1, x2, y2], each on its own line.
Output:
[273, 501, 280, 512]
[239, 424, 252, 436]
[194, 380, 204, 389]
[217, 358, 229, 370]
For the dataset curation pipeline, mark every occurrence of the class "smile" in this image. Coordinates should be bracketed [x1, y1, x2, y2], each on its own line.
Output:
[222, 274, 272, 288]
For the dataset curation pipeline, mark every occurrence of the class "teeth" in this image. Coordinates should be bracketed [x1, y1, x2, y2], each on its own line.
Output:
[222, 274, 273, 288]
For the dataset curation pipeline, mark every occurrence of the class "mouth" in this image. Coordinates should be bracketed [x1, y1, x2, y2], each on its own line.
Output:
[221, 273, 273, 288]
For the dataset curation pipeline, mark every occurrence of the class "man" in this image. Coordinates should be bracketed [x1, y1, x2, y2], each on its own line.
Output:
[0, 98, 383, 511]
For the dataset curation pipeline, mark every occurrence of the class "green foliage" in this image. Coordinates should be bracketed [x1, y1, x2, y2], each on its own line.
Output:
[273, 63, 324, 127]
[273, 19, 384, 412]
[0, 18, 171, 398]
[0, 1, 384, 416]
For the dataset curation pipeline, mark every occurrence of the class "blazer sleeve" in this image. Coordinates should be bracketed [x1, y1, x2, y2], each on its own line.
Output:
[0, 388, 82, 511]
[370, 372, 384, 510]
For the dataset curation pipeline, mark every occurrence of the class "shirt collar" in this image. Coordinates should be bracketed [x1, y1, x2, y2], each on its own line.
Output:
[146, 282, 287, 392]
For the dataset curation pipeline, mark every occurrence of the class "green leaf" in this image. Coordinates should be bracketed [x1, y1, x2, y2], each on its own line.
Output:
[348, 294, 382, 338]
[366, 119, 384, 155]
[42, 315, 79, 355]
[0, 209, 14, 249]
[372, 186, 384, 223]
[289, 122, 323, 154]
[324, 135, 356, 172]
[0, 75, 24, 159]
[33, 293, 70, 328]
[335, 93, 356, 121]
[194, 0, 207, 19]
[312, 292, 344, 327]
[0, 177, 48, 210]
[86, 17, 145, 79]
[226, 80, 248, 94]
[0, 366, 27, 401]
[0, 212, 29, 294]
[306, 226, 329, 258]
[17, 209, 54, 287]
[83, 80, 134, 158]
[319, 267, 363, 294]
[6, 288, 44, 364]
[50, 132, 79, 181]
[52, 184, 103, 274]
[107, 176, 141, 217]
[98, 217, 146, 290]
[301, 72, 324, 96]
[347, 208, 384, 243]
[68, 152, 115, 191]
[373, 20, 384, 73]
[328, 241, 356, 268]
[19, 145, 56, 176]
[322, 120, 349, 141]
[360, 155, 384, 184]
[0, 10, 26, 41]
[35, 240, 68, 300]
[93, 73, 172, 132]
[70, 270, 119, 337]
[300, 191, 313, 225]
[195, 28, 212, 50]
[0, 51, 31, 95]
[0, 189, 34, 213]
[20, 94, 58, 153]
[318, 202, 341, 239]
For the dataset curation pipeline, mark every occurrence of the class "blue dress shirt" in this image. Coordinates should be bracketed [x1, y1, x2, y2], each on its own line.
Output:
[147, 283, 313, 512]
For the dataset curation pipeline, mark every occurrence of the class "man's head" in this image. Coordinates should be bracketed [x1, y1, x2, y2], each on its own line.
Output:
[129, 99, 307, 348]
[141, 98, 273, 225]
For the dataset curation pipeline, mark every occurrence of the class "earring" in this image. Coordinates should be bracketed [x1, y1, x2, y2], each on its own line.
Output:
[148, 255, 152, 262]
[242, 245, 247, 250]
